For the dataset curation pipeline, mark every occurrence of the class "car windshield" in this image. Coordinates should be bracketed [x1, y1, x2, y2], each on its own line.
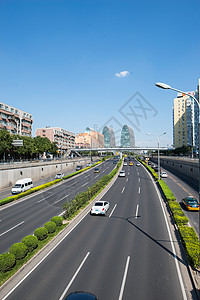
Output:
[94, 202, 103, 206]
[14, 184, 21, 188]
[188, 200, 197, 204]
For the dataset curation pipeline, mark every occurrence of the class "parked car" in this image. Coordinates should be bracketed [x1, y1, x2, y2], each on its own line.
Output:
[160, 172, 168, 178]
[94, 168, 100, 173]
[55, 173, 65, 179]
[90, 201, 110, 215]
[182, 196, 200, 211]
[76, 165, 82, 171]
[64, 291, 97, 299]
[118, 170, 126, 177]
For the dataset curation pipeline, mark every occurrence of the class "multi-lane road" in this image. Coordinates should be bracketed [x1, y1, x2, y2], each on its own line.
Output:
[152, 163, 199, 235]
[0, 158, 197, 300]
[0, 159, 115, 254]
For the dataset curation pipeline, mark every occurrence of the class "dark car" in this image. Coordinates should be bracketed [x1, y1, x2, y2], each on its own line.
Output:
[64, 291, 97, 299]
[76, 165, 83, 171]
[113, 160, 117, 164]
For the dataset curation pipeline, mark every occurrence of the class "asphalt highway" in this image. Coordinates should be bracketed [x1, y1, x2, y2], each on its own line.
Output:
[157, 165, 199, 235]
[0, 159, 196, 300]
[0, 160, 115, 254]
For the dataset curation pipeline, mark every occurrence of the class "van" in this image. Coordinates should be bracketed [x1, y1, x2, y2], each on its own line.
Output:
[11, 178, 33, 194]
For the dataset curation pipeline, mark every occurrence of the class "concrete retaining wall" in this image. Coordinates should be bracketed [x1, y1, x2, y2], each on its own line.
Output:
[151, 156, 199, 191]
[0, 158, 91, 189]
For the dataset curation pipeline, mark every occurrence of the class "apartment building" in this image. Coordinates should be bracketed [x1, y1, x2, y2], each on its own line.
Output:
[0, 102, 33, 136]
[173, 82, 199, 153]
[35, 127, 75, 151]
[75, 127, 104, 148]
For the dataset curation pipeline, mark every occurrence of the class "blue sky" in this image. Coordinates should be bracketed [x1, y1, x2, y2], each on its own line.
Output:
[0, 0, 199, 147]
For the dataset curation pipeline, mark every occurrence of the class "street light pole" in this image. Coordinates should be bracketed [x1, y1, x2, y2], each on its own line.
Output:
[155, 81, 200, 230]
[146, 132, 166, 180]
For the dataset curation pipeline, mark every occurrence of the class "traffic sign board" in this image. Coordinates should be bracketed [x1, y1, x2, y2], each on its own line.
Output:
[12, 140, 23, 146]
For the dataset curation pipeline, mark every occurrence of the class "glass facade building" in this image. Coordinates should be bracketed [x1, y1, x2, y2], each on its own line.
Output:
[120, 125, 135, 147]
[102, 126, 116, 147]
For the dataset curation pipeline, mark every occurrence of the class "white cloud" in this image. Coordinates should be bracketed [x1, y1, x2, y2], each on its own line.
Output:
[115, 71, 129, 78]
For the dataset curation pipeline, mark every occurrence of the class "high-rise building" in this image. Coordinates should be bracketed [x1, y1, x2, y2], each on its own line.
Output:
[102, 126, 116, 147]
[121, 125, 135, 147]
[35, 127, 75, 151]
[75, 127, 104, 148]
[173, 82, 199, 153]
[0, 102, 33, 136]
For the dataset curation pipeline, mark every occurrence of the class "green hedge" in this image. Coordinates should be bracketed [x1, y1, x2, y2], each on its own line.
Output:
[9, 242, 28, 260]
[179, 226, 200, 268]
[63, 159, 122, 220]
[51, 216, 63, 227]
[139, 158, 199, 268]
[22, 235, 38, 252]
[0, 253, 16, 273]
[34, 227, 48, 241]
[44, 221, 56, 233]
[158, 180, 176, 201]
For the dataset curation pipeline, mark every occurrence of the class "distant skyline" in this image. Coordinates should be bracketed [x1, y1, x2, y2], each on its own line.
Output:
[0, 0, 199, 147]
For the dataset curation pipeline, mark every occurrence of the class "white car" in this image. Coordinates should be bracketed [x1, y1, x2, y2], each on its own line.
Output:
[161, 172, 168, 178]
[136, 163, 140, 166]
[55, 173, 65, 179]
[118, 170, 126, 177]
[123, 162, 128, 166]
[90, 201, 110, 215]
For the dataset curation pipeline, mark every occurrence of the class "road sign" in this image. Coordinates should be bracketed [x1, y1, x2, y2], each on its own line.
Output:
[12, 140, 23, 146]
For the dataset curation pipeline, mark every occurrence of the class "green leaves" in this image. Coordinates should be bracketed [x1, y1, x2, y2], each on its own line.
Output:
[0, 130, 58, 159]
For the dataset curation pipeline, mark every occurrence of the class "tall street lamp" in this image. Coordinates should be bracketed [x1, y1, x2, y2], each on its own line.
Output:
[146, 132, 166, 180]
[156, 82, 196, 157]
[155, 81, 200, 226]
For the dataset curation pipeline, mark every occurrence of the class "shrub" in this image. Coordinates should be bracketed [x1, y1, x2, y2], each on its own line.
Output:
[158, 180, 176, 201]
[22, 235, 38, 252]
[34, 227, 48, 240]
[9, 242, 28, 260]
[51, 216, 63, 227]
[179, 226, 200, 268]
[168, 201, 189, 225]
[0, 253, 16, 272]
[44, 221, 56, 233]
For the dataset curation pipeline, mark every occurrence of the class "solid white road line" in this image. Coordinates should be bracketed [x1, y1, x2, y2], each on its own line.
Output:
[0, 221, 24, 237]
[109, 204, 117, 217]
[121, 187, 125, 193]
[1, 209, 92, 300]
[118, 256, 130, 300]
[142, 164, 187, 300]
[81, 182, 89, 187]
[54, 195, 69, 204]
[135, 204, 139, 218]
[59, 252, 90, 300]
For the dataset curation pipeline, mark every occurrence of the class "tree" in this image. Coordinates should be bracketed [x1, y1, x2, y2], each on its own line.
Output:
[0, 129, 13, 157]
